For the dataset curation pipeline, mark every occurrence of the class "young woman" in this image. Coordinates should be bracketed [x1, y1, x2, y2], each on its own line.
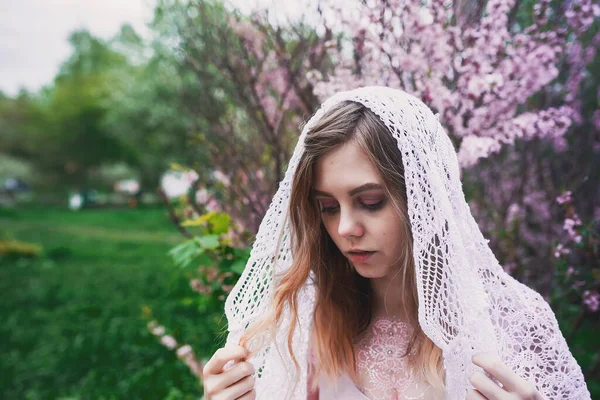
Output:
[202, 87, 590, 400]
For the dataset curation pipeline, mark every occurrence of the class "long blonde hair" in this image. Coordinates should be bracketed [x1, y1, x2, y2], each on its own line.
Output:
[241, 101, 444, 392]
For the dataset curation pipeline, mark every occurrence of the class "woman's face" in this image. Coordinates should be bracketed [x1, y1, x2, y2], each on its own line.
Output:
[313, 140, 407, 280]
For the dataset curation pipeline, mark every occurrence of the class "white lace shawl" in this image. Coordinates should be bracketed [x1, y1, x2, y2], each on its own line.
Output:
[223, 86, 590, 399]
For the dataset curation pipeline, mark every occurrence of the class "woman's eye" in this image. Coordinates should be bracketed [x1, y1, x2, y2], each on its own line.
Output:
[320, 206, 338, 214]
[317, 198, 384, 214]
[361, 200, 384, 211]
[318, 201, 339, 214]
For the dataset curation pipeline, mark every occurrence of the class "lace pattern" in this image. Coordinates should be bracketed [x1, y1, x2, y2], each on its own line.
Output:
[355, 318, 429, 400]
[224, 86, 591, 399]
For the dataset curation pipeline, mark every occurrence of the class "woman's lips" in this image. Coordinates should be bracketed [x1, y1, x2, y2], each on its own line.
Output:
[347, 251, 375, 263]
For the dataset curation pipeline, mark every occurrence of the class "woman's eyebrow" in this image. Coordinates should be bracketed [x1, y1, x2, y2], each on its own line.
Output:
[312, 182, 384, 197]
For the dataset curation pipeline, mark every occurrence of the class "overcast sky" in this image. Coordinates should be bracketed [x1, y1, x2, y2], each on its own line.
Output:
[0, 0, 310, 96]
[0, 0, 158, 96]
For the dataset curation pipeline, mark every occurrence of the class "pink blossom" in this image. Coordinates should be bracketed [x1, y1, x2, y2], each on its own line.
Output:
[160, 335, 178, 350]
[564, 218, 579, 229]
[583, 291, 600, 312]
[191, 279, 211, 294]
[205, 266, 219, 281]
[176, 344, 193, 358]
[554, 243, 571, 258]
[563, 214, 582, 241]
[505, 203, 521, 225]
[222, 284, 234, 293]
[151, 325, 165, 336]
[565, 0, 597, 35]
[182, 170, 199, 185]
[206, 199, 220, 213]
[195, 188, 209, 204]
[556, 191, 572, 205]
[212, 170, 231, 186]
[315, 0, 593, 167]
[457, 136, 502, 167]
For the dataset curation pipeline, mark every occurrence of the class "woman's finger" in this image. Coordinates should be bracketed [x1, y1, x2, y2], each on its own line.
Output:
[223, 362, 255, 387]
[204, 345, 248, 376]
[237, 388, 256, 400]
[472, 352, 540, 399]
[206, 361, 255, 395]
[469, 371, 506, 400]
[472, 353, 522, 392]
[466, 389, 488, 400]
[218, 374, 255, 400]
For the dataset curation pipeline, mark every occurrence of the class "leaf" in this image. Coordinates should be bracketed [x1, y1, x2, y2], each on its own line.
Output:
[233, 247, 251, 259]
[181, 297, 195, 306]
[181, 218, 205, 227]
[195, 235, 220, 249]
[196, 253, 213, 267]
[182, 212, 216, 227]
[231, 259, 246, 274]
[209, 213, 231, 235]
[218, 258, 232, 270]
[168, 240, 205, 268]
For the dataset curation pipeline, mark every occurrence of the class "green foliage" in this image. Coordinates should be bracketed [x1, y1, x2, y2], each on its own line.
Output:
[0, 153, 34, 182]
[0, 207, 203, 399]
[170, 239, 208, 269]
[138, 210, 252, 396]
[101, 42, 198, 191]
[0, 25, 195, 194]
[1, 0, 597, 396]
[169, 211, 249, 303]
[549, 219, 600, 391]
[160, 211, 251, 385]
[0, 30, 137, 192]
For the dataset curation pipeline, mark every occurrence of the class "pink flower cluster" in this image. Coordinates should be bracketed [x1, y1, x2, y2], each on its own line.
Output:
[565, 1, 600, 35]
[312, 0, 597, 167]
[229, 14, 305, 129]
[582, 290, 600, 312]
[557, 190, 583, 243]
[554, 243, 571, 259]
[186, 10, 327, 236]
[563, 216, 583, 243]
[556, 191, 573, 205]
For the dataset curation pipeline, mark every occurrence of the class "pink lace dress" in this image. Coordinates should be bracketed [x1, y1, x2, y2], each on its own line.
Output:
[315, 317, 443, 400]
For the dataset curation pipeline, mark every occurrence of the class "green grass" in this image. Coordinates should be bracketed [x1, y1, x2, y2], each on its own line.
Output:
[0, 206, 218, 399]
[2, 206, 598, 398]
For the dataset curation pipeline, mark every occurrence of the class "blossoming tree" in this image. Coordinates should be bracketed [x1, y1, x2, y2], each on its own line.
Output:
[312, 0, 599, 306]
[154, 0, 332, 233]
[153, 0, 599, 386]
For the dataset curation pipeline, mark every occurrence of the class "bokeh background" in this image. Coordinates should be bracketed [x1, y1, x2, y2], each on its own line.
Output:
[1, 0, 598, 398]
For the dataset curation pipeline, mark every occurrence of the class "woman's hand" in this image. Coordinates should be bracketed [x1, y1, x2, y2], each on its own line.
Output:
[467, 352, 544, 400]
[203, 345, 256, 400]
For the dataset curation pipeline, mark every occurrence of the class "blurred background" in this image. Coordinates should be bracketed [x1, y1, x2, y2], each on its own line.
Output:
[0, 0, 598, 398]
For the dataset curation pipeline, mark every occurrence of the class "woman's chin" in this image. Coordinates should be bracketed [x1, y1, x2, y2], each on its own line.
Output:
[353, 265, 388, 279]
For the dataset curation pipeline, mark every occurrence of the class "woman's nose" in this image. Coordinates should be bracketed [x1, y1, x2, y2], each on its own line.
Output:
[337, 210, 364, 238]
